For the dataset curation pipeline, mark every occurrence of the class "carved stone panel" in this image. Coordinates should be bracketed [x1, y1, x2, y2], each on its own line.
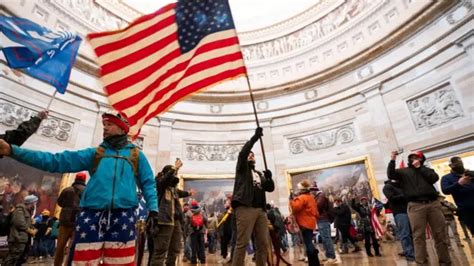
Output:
[186, 143, 244, 161]
[0, 100, 75, 142]
[407, 85, 464, 130]
[288, 124, 355, 154]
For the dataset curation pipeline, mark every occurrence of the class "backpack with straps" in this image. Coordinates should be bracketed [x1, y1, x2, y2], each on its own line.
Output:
[191, 213, 204, 230]
[91, 147, 141, 189]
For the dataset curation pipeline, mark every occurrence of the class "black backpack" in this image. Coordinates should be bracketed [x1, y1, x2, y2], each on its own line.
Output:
[0, 212, 13, 236]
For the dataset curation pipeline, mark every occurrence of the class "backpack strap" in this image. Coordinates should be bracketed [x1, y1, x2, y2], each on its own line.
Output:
[130, 147, 139, 177]
[91, 147, 105, 174]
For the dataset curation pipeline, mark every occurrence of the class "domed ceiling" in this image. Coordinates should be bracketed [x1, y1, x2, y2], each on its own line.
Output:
[2, 0, 455, 106]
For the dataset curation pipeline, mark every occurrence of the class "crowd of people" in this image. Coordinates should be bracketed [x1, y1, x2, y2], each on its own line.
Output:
[0, 112, 473, 266]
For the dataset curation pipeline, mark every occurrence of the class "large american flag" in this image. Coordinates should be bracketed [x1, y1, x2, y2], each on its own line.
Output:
[88, 0, 247, 136]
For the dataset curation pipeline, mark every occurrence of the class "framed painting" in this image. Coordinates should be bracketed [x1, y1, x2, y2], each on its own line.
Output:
[180, 174, 234, 216]
[285, 156, 379, 203]
[0, 156, 64, 215]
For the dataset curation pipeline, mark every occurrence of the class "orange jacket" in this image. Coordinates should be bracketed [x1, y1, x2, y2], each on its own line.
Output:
[290, 192, 319, 230]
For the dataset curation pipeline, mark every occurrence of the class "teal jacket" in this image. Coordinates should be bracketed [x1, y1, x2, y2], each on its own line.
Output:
[11, 142, 158, 212]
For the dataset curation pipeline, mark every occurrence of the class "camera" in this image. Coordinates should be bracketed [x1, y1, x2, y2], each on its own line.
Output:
[394, 148, 404, 155]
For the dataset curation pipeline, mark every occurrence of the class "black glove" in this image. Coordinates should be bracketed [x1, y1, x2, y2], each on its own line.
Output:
[255, 127, 263, 138]
[146, 211, 159, 235]
[263, 170, 272, 179]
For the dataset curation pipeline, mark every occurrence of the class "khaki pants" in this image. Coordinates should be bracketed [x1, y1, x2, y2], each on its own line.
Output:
[54, 225, 75, 266]
[232, 206, 270, 266]
[407, 200, 451, 265]
[150, 221, 182, 266]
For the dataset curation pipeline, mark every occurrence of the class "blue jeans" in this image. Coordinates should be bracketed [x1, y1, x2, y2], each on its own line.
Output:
[394, 213, 414, 259]
[318, 220, 335, 259]
[184, 235, 192, 260]
[208, 231, 217, 253]
[301, 229, 320, 266]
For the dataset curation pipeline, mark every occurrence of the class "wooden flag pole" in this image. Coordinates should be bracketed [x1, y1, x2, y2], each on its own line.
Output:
[46, 90, 57, 110]
[244, 75, 268, 171]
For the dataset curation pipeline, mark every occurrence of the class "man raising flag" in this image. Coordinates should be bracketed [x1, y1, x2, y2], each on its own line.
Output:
[87, 0, 247, 137]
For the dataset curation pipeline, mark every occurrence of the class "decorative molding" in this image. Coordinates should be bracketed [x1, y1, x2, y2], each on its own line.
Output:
[40, 0, 127, 32]
[210, 104, 223, 114]
[304, 89, 318, 100]
[288, 123, 356, 154]
[185, 143, 244, 161]
[446, 1, 472, 24]
[241, 0, 377, 63]
[0, 99, 75, 142]
[407, 83, 464, 131]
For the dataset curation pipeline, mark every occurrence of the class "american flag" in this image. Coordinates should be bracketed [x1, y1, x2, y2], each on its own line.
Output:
[87, 0, 246, 136]
[371, 198, 385, 239]
[72, 209, 136, 265]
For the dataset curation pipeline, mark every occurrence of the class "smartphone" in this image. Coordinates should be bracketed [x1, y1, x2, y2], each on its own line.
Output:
[395, 148, 404, 155]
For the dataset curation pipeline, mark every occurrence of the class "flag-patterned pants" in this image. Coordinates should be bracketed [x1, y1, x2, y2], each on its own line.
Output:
[71, 208, 136, 266]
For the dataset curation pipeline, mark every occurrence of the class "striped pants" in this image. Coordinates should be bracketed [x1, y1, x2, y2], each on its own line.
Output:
[71, 208, 136, 266]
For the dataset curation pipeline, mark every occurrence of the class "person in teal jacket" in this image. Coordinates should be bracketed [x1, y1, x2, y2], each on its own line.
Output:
[0, 113, 158, 265]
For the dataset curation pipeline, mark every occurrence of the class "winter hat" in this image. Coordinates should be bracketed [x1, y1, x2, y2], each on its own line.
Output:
[73, 172, 87, 186]
[41, 209, 50, 216]
[102, 113, 130, 134]
[24, 194, 38, 205]
[297, 180, 311, 192]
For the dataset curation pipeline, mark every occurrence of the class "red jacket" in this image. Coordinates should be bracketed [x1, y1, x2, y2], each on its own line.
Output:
[290, 192, 319, 230]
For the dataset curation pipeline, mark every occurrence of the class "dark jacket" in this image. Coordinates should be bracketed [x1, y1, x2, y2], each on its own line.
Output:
[333, 203, 351, 228]
[231, 133, 274, 209]
[156, 172, 190, 226]
[441, 172, 474, 212]
[57, 185, 84, 227]
[8, 204, 31, 243]
[0, 116, 42, 146]
[314, 191, 330, 222]
[351, 200, 372, 233]
[387, 160, 439, 201]
[383, 181, 408, 215]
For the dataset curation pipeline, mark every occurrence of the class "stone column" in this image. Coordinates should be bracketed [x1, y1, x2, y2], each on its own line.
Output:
[258, 119, 280, 207]
[156, 117, 175, 170]
[361, 84, 399, 191]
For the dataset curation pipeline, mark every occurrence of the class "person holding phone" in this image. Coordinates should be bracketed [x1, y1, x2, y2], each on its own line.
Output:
[441, 156, 474, 234]
[387, 151, 450, 265]
[148, 158, 195, 265]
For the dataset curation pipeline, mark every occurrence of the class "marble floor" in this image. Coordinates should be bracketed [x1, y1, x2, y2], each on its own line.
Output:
[18, 238, 474, 265]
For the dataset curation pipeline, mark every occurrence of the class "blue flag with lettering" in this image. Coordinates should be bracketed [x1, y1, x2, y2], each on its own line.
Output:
[0, 16, 81, 93]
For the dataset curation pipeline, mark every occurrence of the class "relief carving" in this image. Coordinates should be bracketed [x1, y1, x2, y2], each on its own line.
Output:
[186, 144, 243, 161]
[0, 100, 75, 142]
[288, 124, 355, 154]
[44, 0, 127, 31]
[407, 85, 463, 130]
[242, 0, 376, 62]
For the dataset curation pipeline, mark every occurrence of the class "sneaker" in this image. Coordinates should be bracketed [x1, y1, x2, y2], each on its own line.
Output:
[326, 258, 338, 264]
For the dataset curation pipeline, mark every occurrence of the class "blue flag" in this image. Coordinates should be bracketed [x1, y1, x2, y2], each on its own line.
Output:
[0, 16, 81, 93]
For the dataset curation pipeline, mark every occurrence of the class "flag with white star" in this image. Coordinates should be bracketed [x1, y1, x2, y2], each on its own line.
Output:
[71, 208, 137, 264]
[88, 0, 246, 137]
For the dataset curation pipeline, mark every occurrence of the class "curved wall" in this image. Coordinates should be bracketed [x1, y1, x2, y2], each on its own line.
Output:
[1, 2, 473, 212]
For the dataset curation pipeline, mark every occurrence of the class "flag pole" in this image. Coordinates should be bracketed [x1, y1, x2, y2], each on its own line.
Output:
[46, 90, 57, 110]
[243, 75, 268, 171]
